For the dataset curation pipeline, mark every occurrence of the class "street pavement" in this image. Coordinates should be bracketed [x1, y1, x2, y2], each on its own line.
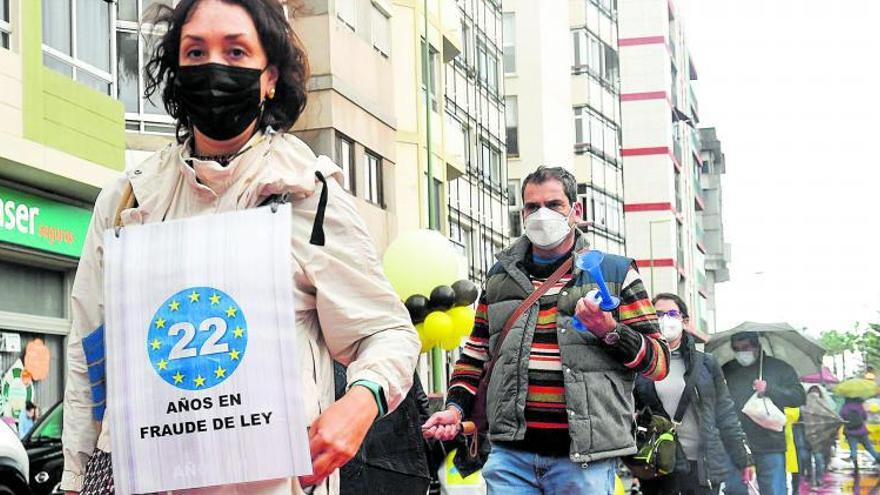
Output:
[795, 446, 880, 495]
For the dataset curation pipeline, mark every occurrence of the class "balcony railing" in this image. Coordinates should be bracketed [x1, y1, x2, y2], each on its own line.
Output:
[688, 84, 699, 122]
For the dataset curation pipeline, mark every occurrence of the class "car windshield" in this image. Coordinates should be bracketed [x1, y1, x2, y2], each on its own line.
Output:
[29, 403, 62, 442]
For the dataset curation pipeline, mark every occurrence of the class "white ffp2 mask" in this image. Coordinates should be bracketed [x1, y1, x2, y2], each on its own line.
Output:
[524, 207, 573, 249]
[660, 315, 683, 342]
[735, 351, 757, 367]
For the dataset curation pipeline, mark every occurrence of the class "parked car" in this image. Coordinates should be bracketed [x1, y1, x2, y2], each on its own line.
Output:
[0, 418, 29, 494]
[22, 402, 63, 495]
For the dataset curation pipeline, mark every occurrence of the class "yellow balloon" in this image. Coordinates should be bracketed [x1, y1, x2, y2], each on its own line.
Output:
[383, 229, 462, 300]
[448, 306, 476, 338]
[441, 334, 462, 351]
[416, 323, 434, 354]
[424, 311, 454, 343]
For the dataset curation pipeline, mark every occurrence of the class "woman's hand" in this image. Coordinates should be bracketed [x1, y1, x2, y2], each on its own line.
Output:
[299, 386, 377, 487]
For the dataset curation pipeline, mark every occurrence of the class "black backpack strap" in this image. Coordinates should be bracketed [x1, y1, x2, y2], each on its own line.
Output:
[309, 171, 328, 246]
[674, 353, 703, 423]
[258, 170, 328, 247]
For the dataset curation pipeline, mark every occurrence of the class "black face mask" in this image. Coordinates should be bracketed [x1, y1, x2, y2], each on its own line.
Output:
[175, 63, 265, 141]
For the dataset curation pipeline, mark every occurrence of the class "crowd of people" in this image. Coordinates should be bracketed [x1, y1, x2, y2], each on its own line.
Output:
[56, 1, 874, 494]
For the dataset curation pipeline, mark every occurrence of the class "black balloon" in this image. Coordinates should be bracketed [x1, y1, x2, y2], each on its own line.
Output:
[405, 295, 430, 324]
[429, 286, 456, 311]
[452, 279, 479, 307]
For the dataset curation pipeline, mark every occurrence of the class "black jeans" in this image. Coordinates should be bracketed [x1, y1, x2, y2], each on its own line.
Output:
[639, 461, 720, 495]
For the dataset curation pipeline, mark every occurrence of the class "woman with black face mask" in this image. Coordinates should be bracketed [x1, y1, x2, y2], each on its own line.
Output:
[59, 2, 420, 494]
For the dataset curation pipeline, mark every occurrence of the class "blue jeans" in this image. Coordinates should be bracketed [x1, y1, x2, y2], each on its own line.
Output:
[723, 452, 786, 495]
[482, 444, 616, 494]
[846, 434, 880, 464]
[811, 452, 826, 480]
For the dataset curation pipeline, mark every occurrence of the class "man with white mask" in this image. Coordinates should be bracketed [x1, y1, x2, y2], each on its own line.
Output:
[633, 294, 754, 495]
[721, 332, 805, 495]
[423, 166, 669, 494]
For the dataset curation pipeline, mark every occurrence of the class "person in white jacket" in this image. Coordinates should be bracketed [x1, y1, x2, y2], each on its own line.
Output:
[60, 1, 420, 494]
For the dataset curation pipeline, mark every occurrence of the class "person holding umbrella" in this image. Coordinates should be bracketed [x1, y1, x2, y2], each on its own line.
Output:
[633, 294, 754, 495]
[721, 331, 806, 495]
[801, 385, 841, 486]
[840, 395, 880, 468]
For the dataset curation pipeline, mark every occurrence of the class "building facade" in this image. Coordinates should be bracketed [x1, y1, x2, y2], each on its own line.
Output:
[444, 0, 508, 287]
[503, 0, 626, 255]
[0, 0, 125, 412]
[698, 127, 730, 334]
[619, 0, 708, 330]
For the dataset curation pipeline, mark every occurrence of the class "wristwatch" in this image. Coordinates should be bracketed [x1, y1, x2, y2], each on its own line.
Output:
[602, 328, 621, 345]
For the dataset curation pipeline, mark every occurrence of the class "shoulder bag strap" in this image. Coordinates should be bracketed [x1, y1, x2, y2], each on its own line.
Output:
[489, 256, 574, 360]
[673, 352, 704, 423]
[113, 181, 136, 228]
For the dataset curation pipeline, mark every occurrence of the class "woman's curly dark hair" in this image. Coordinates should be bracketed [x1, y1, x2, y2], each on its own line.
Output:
[144, 0, 309, 143]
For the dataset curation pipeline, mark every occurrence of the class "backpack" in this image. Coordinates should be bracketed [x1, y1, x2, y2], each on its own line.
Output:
[844, 408, 865, 431]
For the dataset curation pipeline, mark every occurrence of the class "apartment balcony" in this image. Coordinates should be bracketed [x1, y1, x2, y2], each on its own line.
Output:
[695, 224, 706, 254]
[697, 270, 709, 298]
[442, 0, 462, 62]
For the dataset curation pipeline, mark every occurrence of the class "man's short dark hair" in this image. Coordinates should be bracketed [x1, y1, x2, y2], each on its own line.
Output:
[731, 331, 761, 349]
[652, 293, 689, 319]
[521, 166, 578, 206]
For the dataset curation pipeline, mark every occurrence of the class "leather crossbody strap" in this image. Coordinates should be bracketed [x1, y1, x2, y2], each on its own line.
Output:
[490, 256, 574, 360]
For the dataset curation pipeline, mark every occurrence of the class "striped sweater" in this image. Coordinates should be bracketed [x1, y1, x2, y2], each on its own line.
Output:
[448, 251, 665, 455]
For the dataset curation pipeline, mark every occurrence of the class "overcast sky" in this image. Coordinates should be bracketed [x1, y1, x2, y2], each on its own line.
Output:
[675, 0, 880, 337]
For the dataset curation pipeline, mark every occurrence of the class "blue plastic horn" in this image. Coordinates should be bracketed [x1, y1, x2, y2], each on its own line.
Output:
[571, 250, 621, 333]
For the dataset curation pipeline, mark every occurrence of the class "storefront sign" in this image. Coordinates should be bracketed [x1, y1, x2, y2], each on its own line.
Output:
[0, 184, 92, 258]
[103, 204, 311, 493]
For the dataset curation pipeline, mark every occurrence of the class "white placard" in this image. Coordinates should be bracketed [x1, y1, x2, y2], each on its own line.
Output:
[103, 204, 311, 494]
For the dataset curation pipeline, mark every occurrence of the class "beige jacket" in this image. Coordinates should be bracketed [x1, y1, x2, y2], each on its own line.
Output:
[60, 130, 420, 494]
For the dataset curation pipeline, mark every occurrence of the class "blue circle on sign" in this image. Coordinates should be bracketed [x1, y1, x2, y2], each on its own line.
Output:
[147, 287, 248, 391]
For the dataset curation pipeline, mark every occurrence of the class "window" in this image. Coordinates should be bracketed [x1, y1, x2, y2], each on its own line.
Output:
[508, 210, 522, 238]
[480, 141, 501, 187]
[337, 0, 356, 30]
[371, 4, 390, 57]
[0, 260, 66, 318]
[604, 45, 619, 84]
[116, 2, 175, 134]
[571, 28, 617, 87]
[421, 41, 440, 112]
[577, 185, 622, 237]
[488, 52, 499, 93]
[42, 0, 113, 94]
[0, 0, 10, 49]
[502, 13, 515, 73]
[505, 96, 519, 156]
[335, 134, 355, 193]
[364, 150, 383, 206]
[574, 106, 620, 161]
[507, 179, 521, 207]
[477, 42, 498, 93]
[446, 113, 468, 164]
[460, 21, 470, 65]
[449, 222, 473, 269]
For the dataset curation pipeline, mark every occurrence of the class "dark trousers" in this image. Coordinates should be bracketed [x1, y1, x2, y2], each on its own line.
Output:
[341, 464, 431, 495]
[639, 461, 719, 495]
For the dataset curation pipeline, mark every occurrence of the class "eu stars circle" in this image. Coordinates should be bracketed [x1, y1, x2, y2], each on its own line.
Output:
[146, 287, 248, 391]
